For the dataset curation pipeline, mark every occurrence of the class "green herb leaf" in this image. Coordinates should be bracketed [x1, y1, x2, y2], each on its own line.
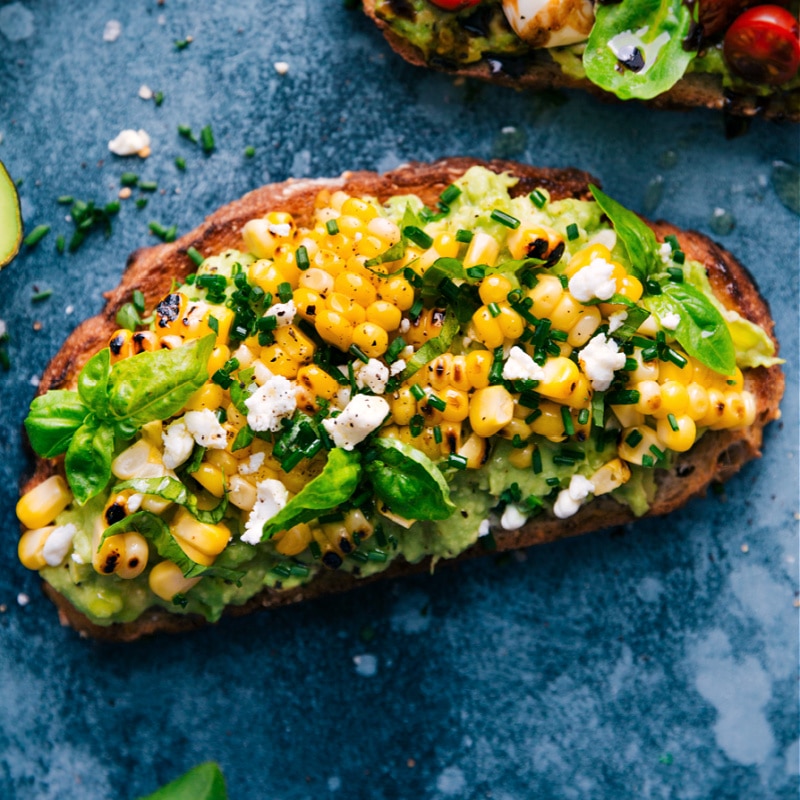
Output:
[399, 312, 460, 381]
[364, 237, 406, 269]
[365, 439, 455, 521]
[23, 390, 89, 458]
[138, 763, 228, 800]
[584, 1, 697, 101]
[106, 335, 215, 428]
[589, 185, 659, 280]
[113, 476, 229, 524]
[77, 348, 111, 416]
[64, 419, 115, 504]
[610, 305, 651, 341]
[260, 448, 361, 541]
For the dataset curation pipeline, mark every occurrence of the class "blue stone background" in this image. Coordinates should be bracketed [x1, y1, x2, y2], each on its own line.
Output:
[0, 1, 797, 797]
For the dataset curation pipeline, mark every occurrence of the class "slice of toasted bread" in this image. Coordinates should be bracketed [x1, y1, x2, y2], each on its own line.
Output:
[362, 0, 800, 122]
[22, 158, 783, 640]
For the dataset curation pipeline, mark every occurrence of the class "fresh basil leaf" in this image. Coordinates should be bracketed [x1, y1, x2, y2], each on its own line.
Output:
[589, 185, 659, 280]
[231, 424, 255, 451]
[610, 306, 651, 341]
[24, 390, 89, 457]
[646, 284, 736, 375]
[399, 312, 460, 381]
[138, 763, 228, 800]
[261, 448, 361, 541]
[113, 476, 229, 524]
[229, 379, 252, 416]
[77, 348, 111, 415]
[106, 334, 215, 427]
[64, 419, 115, 505]
[592, 391, 606, 428]
[364, 237, 405, 269]
[101, 511, 243, 582]
[365, 439, 455, 521]
[584, 1, 697, 101]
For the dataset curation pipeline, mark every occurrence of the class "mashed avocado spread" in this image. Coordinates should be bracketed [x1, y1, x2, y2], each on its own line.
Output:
[20, 167, 777, 626]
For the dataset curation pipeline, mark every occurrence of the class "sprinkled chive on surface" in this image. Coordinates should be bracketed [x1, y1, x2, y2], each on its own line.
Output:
[24, 225, 50, 247]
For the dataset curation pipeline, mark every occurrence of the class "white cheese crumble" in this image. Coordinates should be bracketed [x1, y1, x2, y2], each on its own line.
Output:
[162, 421, 194, 469]
[16, 593, 29, 607]
[242, 479, 289, 545]
[355, 359, 389, 395]
[568, 258, 617, 303]
[502, 346, 545, 382]
[268, 222, 291, 237]
[274, 61, 290, 75]
[399, 319, 411, 334]
[553, 474, 595, 520]
[42, 523, 77, 567]
[660, 312, 681, 331]
[389, 359, 406, 377]
[607, 310, 628, 334]
[501, 505, 528, 531]
[138, 84, 153, 100]
[322, 394, 389, 451]
[579, 333, 627, 391]
[658, 242, 673, 265]
[245, 371, 297, 432]
[103, 19, 122, 42]
[478, 519, 491, 537]
[238, 451, 266, 476]
[184, 409, 228, 449]
[264, 299, 296, 328]
[127, 493, 143, 513]
[108, 128, 151, 157]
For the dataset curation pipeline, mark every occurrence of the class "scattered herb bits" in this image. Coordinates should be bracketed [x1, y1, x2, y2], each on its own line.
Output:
[23, 225, 50, 248]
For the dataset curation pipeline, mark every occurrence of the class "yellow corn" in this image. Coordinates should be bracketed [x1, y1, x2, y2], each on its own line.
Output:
[457, 432, 489, 469]
[352, 321, 389, 358]
[366, 300, 402, 331]
[656, 415, 697, 452]
[469, 385, 514, 437]
[149, 560, 201, 601]
[378, 274, 415, 311]
[183, 382, 225, 413]
[16, 475, 72, 530]
[478, 274, 513, 305]
[193, 463, 226, 498]
[617, 426, 663, 466]
[528, 274, 563, 319]
[18, 526, 54, 571]
[470, 306, 504, 349]
[463, 231, 499, 268]
[171, 508, 230, 565]
[228, 475, 257, 511]
[589, 458, 631, 495]
[465, 350, 492, 389]
[507, 226, 563, 261]
[315, 308, 354, 351]
[274, 522, 314, 556]
[508, 444, 534, 469]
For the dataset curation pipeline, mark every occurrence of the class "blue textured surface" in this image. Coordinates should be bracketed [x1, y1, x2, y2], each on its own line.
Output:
[0, 2, 798, 798]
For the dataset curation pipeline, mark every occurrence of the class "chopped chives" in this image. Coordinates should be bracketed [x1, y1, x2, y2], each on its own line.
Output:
[529, 189, 546, 208]
[433, 426, 442, 444]
[24, 225, 51, 247]
[532, 448, 542, 474]
[465, 266, 485, 280]
[139, 181, 158, 192]
[175, 157, 187, 171]
[439, 184, 461, 205]
[296, 245, 310, 270]
[558, 274, 568, 289]
[57, 195, 74, 205]
[410, 384, 425, 401]
[606, 389, 640, 405]
[624, 357, 638, 372]
[178, 124, 197, 142]
[447, 453, 468, 470]
[207, 316, 219, 335]
[545, 477, 561, 487]
[649, 444, 665, 460]
[577, 408, 589, 425]
[566, 223, 579, 241]
[664, 348, 688, 368]
[403, 225, 433, 250]
[625, 429, 643, 447]
[309, 541, 322, 559]
[550, 329, 568, 342]
[487, 302, 501, 318]
[524, 408, 542, 425]
[667, 266, 684, 282]
[349, 343, 369, 364]
[55, 235, 65, 254]
[200, 125, 215, 153]
[455, 229, 474, 244]
[560, 406, 575, 436]
[135, 198, 148, 209]
[325, 219, 339, 236]
[31, 288, 52, 302]
[154, 91, 164, 106]
[427, 394, 447, 412]
[120, 172, 139, 187]
[553, 454, 576, 466]
[277, 282, 293, 302]
[672, 250, 686, 265]
[174, 38, 192, 51]
[490, 209, 520, 229]
[187, 246, 204, 267]
[409, 298, 423, 322]
[385, 336, 406, 364]
[667, 413, 679, 432]
[105, 200, 120, 215]
[367, 550, 388, 563]
[644, 279, 662, 295]
[244, 145, 256, 158]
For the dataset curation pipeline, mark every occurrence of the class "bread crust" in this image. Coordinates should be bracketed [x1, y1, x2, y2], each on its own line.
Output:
[362, 0, 800, 122]
[22, 158, 784, 640]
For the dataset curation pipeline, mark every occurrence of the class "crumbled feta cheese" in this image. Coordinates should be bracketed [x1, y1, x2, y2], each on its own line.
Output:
[568, 258, 617, 302]
[322, 394, 390, 450]
[127, 493, 143, 513]
[579, 333, 626, 391]
[607, 310, 628, 333]
[16, 593, 29, 607]
[242, 479, 289, 545]
[138, 84, 153, 100]
[267, 222, 291, 237]
[274, 61, 290, 75]
[42, 523, 77, 567]
[502, 346, 545, 382]
[334, 386, 352, 410]
[478, 519, 491, 537]
[389, 359, 406, 377]
[399, 319, 411, 334]
[162, 421, 194, 469]
[108, 128, 151, 157]
[660, 312, 680, 331]
[553, 474, 595, 519]
[103, 19, 122, 42]
[501, 505, 528, 531]
[658, 242, 673, 265]
[71, 552, 85, 565]
[264, 299, 296, 328]
[184, 409, 227, 449]
[245, 372, 297, 432]
[238, 451, 266, 476]
[356, 359, 389, 394]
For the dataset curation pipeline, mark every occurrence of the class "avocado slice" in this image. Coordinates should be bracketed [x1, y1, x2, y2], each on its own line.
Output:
[0, 159, 22, 267]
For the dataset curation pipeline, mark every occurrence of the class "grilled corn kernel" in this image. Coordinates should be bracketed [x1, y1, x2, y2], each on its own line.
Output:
[628, 349, 660, 382]
[507, 226, 562, 261]
[108, 329, 135, 363]
[294, 287, 324, 321]
[440, 387, 470, 423]
[471, 306, 504, 349]
[405, 308, 446, 347]
[207, 345, 231, 376]
[334, 271, 378, 307]
[93, 532, 126, 575]
[457, 432, 489, 469]
[617, 425, 662, 466]
[132, 330, 160, 354]
[149, 560, 201, 601]
[611, 404, 645, 429]
[389, 387, 418, 425]
[115, 533, 149, 580]
[205, 449, 238, 476]
[260, 344, 299, 378]
[242, 219, 282, 259]
[366, 300, 402, 331]
[685, 382, 710, 421]
[315, 308, 354, 351]
[228, 475, 257, 511]
[426, 353, 454, 391]
[634, 380, 663, 416]
[16, 475, 72, 530]
[352, 322, 389, 358]
[479, 275, 514, 305]
[658, 358, 693, 385]
[296, 364, 341, 401]
[470, 385, 514, 437]
[378, 274, 414, 311]
[528, 274, 564, 319]
[183, 382, 225, 413]
[274, 325, 316, 361]
[566, 306, 602, 347]
[463, 231, 499, 268]
[250, 259, 293, 294]
[274, 522, 314, 556]
[508, 444, 534, 469]
[193, 463, 226, 498]
[656, 415, 696, 452]
[465, 350, 492, 389]
[171, 508, 230, 563]
[549, 293, 585, 332]
[366, 216, 401, 246]
[496, 305, 525, 340]
[299, 267, 335, 297]
[327, 292, 367, 325]
[18, 526, 54, 571]
[344, 509, 374, 540]
[589, 458, 631, 495]
[565, 243, 613, 276]
[537, 357, 581, 402]
[529, 401, 567, 442]
[653, 380, 689, 419]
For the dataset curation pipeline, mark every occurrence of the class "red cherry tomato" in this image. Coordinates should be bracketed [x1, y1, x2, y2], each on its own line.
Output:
[429, 0, 482, 10]
[723, 5, 800, 85]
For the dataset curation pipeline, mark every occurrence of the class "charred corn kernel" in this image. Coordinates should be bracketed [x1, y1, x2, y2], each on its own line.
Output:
[149, 560, 201, 601]
[566, 306, 601, 347]
[344, 509, 373, 540]
[507, 226, 563, 260]
[299, 267, 335, 297]
[710, 391, 751, 430]
[736, 391, 757, 429]
[699, 388, 726, 428]
[18, 527, 54, 570]
[93, 532, 126, 575]
[132, 330, 160, 354]
[659, 357, 693, 385]
[478, 275, 514, 305]
[618, 425, 662, 466]
[389, 387, 418, 425]
[366, 216, 401, 245]
[629, 349, 660, 382]
[320, 522, 353, 556]
[334, 271, 378, 307]
[383, 424, 442, 461]
[457, 432, 489, 469]
[206, 449, 238, 475]
[366, 300, 402, 331]
[273, 325, 315, 361]
[296, 364, 340, 401]
[158, 334, 184, 350]
[112, 440, 163, 480]
[464, 350, 491, 389]
[108, 329, 135, 363]
[589, 458, 631, 495]
[685, 382, 710, 421]
[193, 463, 226, 498]
[529, 401, 567, 442]
[463, 231, 499, 268]
[315, 308, 354, 351]
[538, 357, 581, 402]
[496, 305, 525, 340]
[274, 522, 314, 556]
[183, 382, 225, 412]
[508, 444, 534, 469]
[272, 247, 302, 285]
[267, 210, 295, 232]
[653, 380, 689, 419]
[432, 232, 460, 258]
[379, 274, 414, 311]
[250, 259, 293, 294]
[528, 274, 564, 319]
[611, 404, 645, 428]
[634, 380, 663, 416]
[405, 308, 446, 347]
[656, 415, 696, 452]
[327, 292, 367, 325]
[426, 353, 455, 391]
[549, 293, 585, 332]
[16, 475, 72, 530]
[566, 243, 614, 276]
[228, 475, 257, 511]
[352, 321, 389, 358]
[440, 388, 470, 423]
[470, 385, 514, 437]
[439, 422, 463, 455]
[294, 287, 324, 321]
[171, 508, 229, 563]
[471, 306, 504, 349]
[207, 345, 231, 376]
[115, 533, 148, 580]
